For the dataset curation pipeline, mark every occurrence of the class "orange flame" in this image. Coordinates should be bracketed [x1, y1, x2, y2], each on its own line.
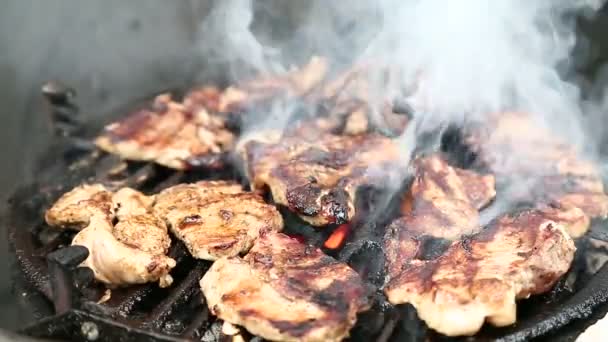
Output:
[324, 224, 350, 249]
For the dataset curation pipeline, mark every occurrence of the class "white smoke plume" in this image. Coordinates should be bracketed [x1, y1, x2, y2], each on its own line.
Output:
[196, 0, 606, 143]
[367, 0, 605, 147]
[196, 0, 284, 81]
[196, 0, 608, 219]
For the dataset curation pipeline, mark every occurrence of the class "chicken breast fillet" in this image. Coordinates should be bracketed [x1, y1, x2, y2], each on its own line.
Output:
[399, 154, 496, 239]
[465, 112, 608, 237]
[218, 56, 328, 113]
[45, 184, 113, 229]
[153, 181, 283, 260]
[73, 215, 175, 288]
[45, 184, 175, 287]
[384, 209, 576, 336]
[200, 232, 370, 342]
[243, 133, 402, 226]
[315, 62, 411, 136]
[95, 94, 234, 170]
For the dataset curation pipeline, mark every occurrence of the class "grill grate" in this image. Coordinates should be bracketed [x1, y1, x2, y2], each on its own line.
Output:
[6, 85, 608, 341]
[8, 152, 217, 339]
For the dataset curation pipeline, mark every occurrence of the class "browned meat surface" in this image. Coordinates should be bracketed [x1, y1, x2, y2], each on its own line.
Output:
[154, 181, 283, 260]
[536, 204, 590, 239]
[243, 133, 403, 226]
[183, 86, 223, 113]
[399, 154, 496, 239]
[316, 62, 411, 136]
[72, 216, 175, 288]
[384, 209, 576, 336]
[201, 232, 370, 342]
[465, 112, 608, 237]
[112, 187, 155, 219]
[45, 184, 175, 287]
[45, 184, 113, 229]
[95, 94, 234, 170]
[218, 56, 328, 113]
[220, 57, 409, 136]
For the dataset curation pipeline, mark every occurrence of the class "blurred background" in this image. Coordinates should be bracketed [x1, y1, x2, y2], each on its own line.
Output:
[0, 0, 607, 332]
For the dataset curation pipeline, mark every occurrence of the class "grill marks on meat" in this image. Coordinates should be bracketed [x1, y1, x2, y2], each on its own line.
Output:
[45, 184, 175, 287]
[95, 94, 234, 170]
[464, 112, 608, 237]
[399, 154, 496, 240]
[153, 181, 284, 260]
[244, 133, 402, 226]
[45, 184, 112, 230]
[200, 232, 370, 342]
[384, 209, 576, 336]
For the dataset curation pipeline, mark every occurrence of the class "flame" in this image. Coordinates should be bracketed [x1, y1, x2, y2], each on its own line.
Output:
[324, 224, 350, 249]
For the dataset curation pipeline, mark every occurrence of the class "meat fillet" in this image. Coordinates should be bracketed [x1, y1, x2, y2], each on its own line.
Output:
[243, 133, 403, 226]
[45, 184, 175, 287]
[399, 154, 496, 239]
[153, 181, 283, 260]
[218, 56, 328, 113]
[465, 112, 608, 237]
[95, 94, 234, 170]
[200, 232, 370, 342]
[384, 209, 576, 336]
[318, 62, 412, 136]
[45, 184, 113, 229]
[220, 57, 409, 136]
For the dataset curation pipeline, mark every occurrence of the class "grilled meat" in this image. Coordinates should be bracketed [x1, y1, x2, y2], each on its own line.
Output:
[218, 56, 328, 113]
[45, 184, 112, 229]
[399, 154, 496, 239]
[95, 94, 234, 170]
[243, 133, 402, 226]
[183, 86, 223, 113]
[45, 184, 175, 287]
[384, 209, 576, 336]
[220, 57, 409, 136]
[73, 215, 175, 288]
[465, 112, 608, 237]
[153, 181, 283, 260]
[112, 187, 155, 219]
[317, 62, 411, 136]
[536, 204, 590, 239]
[201, 232, 370, 342]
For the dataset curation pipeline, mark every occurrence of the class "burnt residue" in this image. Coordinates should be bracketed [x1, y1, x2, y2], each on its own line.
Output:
[219, 209, 233, 221]
[245, 132, 403, 226]
[440, 125, 480, 170]
[267, 319, 319, 338]
[296, 147, 351, 169]
[286, 183, 322, 216]
[210, 240, 238, 251]
[249, 252, 273, 268]
[320, 188, 351, 224]
[178, 214, 203, 229]
[417, 236, 452, 261]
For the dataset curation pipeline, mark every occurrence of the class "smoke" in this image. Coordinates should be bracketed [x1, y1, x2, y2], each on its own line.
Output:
[196, 0, 606, 140]
[196, 0, 608, 219]
[196, 0, 284, 81]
